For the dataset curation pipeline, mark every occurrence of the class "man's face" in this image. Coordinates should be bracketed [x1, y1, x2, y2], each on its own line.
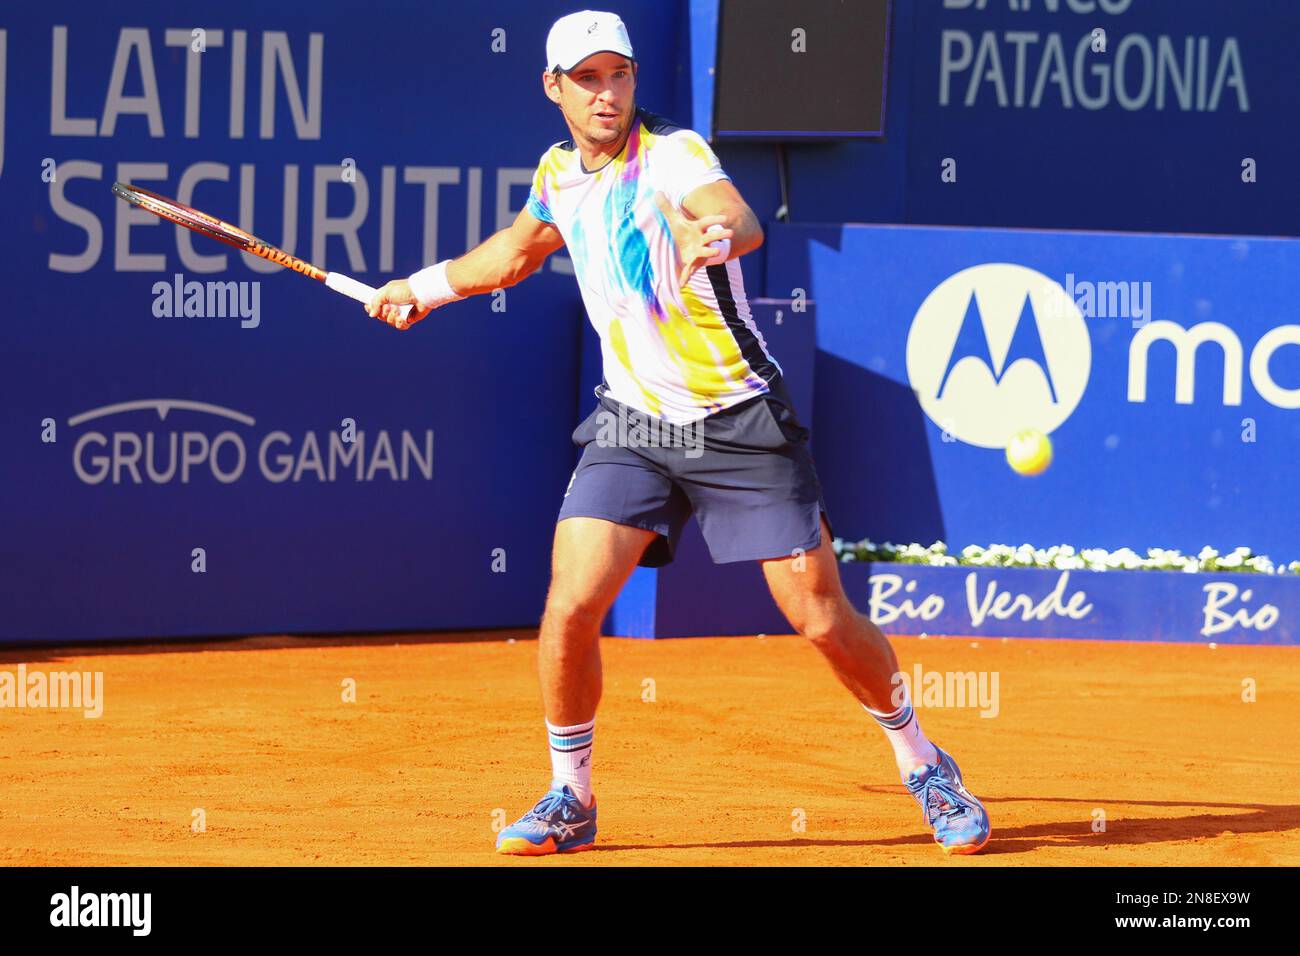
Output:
[547, 52, 636, 146]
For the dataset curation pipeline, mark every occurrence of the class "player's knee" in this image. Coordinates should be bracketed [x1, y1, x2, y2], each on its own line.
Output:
[542, 592, 606, 634]
[794, 611, 835, 646]
[796, 601, 856, 649]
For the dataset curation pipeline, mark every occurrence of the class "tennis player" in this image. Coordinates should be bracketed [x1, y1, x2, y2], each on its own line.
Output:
[367, 10, 990, 857]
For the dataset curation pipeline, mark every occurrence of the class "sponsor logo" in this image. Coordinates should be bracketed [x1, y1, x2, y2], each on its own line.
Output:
[1202, 582, 1279, 637]
[906, 263, 1091, 448]
[868, 569, 1094, 630]
[938, 24, 1249, 115]
[909, 263, 1300, 435]
[1129, 319, 1300, 410]
[249, 242, 315, 276]
[866, 567, 1282, 640]
[67, 399, 433, 485]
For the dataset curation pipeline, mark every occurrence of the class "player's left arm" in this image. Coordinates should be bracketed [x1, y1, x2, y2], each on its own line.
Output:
[680, 181, 764, 260]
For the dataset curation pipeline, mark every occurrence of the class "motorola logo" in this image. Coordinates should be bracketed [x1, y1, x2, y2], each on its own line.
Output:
[905, 264, 1091, 449]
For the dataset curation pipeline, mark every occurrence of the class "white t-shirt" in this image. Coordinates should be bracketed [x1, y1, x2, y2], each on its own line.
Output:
[526, 108, 780, 425]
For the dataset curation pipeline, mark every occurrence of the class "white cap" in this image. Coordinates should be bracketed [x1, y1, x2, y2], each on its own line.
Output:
[545, 10, 635, 73]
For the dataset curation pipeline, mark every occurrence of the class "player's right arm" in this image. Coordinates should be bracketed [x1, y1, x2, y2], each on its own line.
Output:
[446, 208, 566, 296]
[366, 208, 566, 329]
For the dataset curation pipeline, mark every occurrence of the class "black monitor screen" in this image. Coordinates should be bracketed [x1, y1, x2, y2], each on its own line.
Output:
[713, 0, 891, 139]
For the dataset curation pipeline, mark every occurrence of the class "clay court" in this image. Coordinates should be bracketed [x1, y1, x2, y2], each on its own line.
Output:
[2, 631, 1296, 867]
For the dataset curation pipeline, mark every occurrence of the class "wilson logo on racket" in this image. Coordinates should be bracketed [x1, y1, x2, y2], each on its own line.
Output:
[247, 241, 321, 277]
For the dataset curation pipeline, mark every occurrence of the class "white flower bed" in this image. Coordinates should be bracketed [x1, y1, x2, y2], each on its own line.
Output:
[832, 539, 1300, 575]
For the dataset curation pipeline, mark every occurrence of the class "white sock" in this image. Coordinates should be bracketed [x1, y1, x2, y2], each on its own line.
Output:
[864, 686, 939, 778]
[547, 717, 595, 807]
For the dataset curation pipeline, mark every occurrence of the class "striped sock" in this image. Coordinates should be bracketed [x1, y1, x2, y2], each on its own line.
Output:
[864, 687, 939, 779]
[547, 717, 595, 807]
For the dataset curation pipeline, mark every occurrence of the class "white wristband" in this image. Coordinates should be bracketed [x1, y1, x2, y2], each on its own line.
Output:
[408, 260, 466, 310]
[703, 223, 731, 266]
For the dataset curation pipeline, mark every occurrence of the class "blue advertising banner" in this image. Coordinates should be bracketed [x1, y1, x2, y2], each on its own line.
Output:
[842, 563, 1298, 646]
[0, 1, 688, 642]
[758, 0, 1300, 237]
[766, 222, 1300, 567]
[7, 1, 1298, 646]
[903, 0, 1300, 235]
[619, 558, 1300, 645]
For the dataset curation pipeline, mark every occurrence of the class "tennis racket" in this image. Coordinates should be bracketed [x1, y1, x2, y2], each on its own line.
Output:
[110, 181, 413, 329]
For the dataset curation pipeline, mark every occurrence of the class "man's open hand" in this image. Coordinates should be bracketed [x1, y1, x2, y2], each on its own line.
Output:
[653, 192, 734, 286]
[366, 280, 433, 331]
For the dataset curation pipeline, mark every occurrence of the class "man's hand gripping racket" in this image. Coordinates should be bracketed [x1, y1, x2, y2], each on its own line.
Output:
[111, 181, 418, 330]
[652, 191, 734, 286]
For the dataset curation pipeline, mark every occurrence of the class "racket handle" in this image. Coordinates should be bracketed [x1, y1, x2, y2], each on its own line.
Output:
[325, 272, 414, 327]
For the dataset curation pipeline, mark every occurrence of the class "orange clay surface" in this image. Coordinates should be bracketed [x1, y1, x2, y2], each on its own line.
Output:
[1, 631, 1297, 866]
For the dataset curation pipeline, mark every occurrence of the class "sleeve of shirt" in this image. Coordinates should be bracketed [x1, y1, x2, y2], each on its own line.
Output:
[659, 129, 732, 209]
[524, 151, 555, 225]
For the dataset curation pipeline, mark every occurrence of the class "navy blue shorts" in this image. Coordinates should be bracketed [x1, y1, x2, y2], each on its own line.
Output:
[557, 374, 832, 567]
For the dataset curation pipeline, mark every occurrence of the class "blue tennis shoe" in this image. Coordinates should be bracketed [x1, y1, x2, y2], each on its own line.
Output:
[496, 781, 597, 856]
[905, 747, 991, 855]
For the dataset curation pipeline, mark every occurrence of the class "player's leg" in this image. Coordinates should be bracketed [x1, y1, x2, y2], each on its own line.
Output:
[759, 515, 919, 732]
[674, 376, 989, 854]
[538, 515, 656, 739]
[761, 517, 991, 855]
[497, 391, 692, 857]
[761, 518, 900, 696]
[496, 516, 654, 856]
